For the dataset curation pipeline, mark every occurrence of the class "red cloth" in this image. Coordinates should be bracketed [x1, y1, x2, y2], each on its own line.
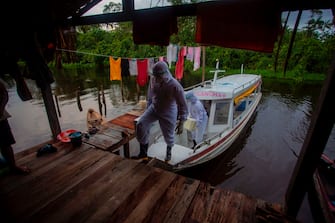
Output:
[195, 1, 281, 53]
[133, 8, 178, 46]
[175, 47, 187, 80]
[136, 59, 148, 87]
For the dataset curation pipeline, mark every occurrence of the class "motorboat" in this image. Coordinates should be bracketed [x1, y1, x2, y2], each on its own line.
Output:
[147, 65, 262, 171]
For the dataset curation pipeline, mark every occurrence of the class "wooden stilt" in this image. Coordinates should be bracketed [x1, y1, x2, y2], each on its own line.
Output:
[101, 85, 106, 117]
[76, 87, 82, 112]
[54, 94, 61, 117]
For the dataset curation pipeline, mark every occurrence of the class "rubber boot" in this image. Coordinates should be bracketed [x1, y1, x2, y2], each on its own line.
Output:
[192, 140, 197, 150]
[165, 146, 172, 162]
[137, 143, 148, 159]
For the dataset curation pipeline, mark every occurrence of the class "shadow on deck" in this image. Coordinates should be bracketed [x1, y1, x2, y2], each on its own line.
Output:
[0, 138, 299, 223]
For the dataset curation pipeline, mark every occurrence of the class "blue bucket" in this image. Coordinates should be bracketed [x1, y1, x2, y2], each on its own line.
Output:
[69, 131, 82, 147]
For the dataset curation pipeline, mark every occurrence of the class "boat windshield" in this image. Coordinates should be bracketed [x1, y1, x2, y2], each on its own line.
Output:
[213, 101, 230, 125]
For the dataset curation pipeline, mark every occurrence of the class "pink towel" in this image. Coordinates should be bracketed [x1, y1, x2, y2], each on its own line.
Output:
[186, 47, 194, 62]
[193, 47, 201, 71]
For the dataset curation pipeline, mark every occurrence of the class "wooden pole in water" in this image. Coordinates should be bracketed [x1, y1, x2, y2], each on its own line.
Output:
[101, 85, 106, 117]
[54, 94, 61, 117]
[136, 83, 140, 101]
[76, 87, 82, 112]
[120, 80, 125, 102]
[202, 46, 206, 84]
[97, 88, 102, 115]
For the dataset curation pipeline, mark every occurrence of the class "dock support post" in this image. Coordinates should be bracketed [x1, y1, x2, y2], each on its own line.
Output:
[285, 53, 335, 217]
[122, 131, 130, 158]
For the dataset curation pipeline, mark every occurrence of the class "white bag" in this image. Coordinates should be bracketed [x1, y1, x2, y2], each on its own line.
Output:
[184, 117, 197, 131]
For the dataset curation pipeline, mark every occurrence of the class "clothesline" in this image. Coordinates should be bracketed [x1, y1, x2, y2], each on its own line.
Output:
[56, 46, 201, 82]
[56, 48, 164, 60]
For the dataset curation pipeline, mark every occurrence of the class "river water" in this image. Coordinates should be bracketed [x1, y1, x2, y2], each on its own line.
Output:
[4, 68, 334, 222]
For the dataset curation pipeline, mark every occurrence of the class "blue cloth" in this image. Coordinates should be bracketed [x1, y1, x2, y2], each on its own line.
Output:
[186, 92, 208, 143]
[136, 62, 188, 147]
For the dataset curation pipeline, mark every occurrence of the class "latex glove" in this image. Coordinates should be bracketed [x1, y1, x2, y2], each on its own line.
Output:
[176, 120, 184, 135]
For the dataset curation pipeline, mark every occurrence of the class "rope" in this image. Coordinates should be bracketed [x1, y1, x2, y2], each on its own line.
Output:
[56, 48, 163, 60]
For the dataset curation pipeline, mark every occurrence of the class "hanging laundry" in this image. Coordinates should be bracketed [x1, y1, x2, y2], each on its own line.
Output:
[175, 47, 187, 80]
[193, 47, 201, 71]
[166, 44, 178, 67]
[109, 57, 121, 81]
[133, 8, 178, 46]
[136, 59, 148, 87]
[121, 58, 130, 77]
[128, 59, 138, 76]
[186, 47, 194, 62]
[148, 58, 155, 74]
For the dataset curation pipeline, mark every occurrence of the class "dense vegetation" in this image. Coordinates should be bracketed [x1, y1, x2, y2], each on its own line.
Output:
[55, 4, 335, 82]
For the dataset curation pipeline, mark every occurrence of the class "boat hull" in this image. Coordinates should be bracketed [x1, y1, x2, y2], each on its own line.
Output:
[147, 74, 262, 171]
[174, 92, 261, 170]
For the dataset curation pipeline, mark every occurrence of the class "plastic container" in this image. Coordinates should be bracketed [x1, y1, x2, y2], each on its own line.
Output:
[69, 131, 82, 147]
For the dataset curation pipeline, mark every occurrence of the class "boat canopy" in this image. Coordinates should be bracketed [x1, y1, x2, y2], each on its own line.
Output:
[234, 81, 260, 105]
[193, 74, 261, 101]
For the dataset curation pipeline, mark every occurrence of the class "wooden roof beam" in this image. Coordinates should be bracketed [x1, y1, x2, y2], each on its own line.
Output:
[67, 0, 335, 27]
[75, 0, 103, 17]
[67, 3, 195, 26]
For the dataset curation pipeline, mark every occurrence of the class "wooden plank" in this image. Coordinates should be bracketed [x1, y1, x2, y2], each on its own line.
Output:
[0, 143, 93, 194]
[255, 201, 298, 222]
[14, 139, 56, 160]
[100, 128, 124, 139]
[126, 109, 144, 117]
[182, 182, 212, 222]
[205, 189, 231, 223]
[108, 113, 138, 130]
[0, 133, 294, 223]
[29, 157, 142, 223]
[107, 168, 177, 223]
[149, 175, 201, 223]
[82, 132, 121, 150]
[238, 192, 259, 223]
[221, 191, 245, 223]
[102, 122, 135, 135]
[84, 163, 156, 222]
[2, 148, 111, 221]
[16, 141, 79, 168]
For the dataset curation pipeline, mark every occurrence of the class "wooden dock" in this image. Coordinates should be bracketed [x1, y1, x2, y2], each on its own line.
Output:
[82, 105, 144, 156]
[0, 141, 298, 223]
[0, 106, 299, 223]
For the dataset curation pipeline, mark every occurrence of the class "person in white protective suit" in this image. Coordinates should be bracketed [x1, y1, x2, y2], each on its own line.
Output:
[135, 61, 188, 161]
[185, 91, 208, 149]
